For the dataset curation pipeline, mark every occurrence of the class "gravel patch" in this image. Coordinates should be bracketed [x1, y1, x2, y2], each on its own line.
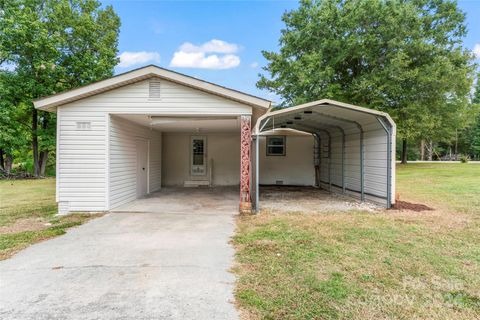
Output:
[259, 186, 380, 213]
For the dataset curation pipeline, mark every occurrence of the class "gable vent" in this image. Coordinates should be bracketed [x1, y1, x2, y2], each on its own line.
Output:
[76, 122, 91, 130]
[149, 80, 161, 99]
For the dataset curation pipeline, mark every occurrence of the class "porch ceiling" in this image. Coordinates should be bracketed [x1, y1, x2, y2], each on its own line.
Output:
[113, 114, 240, 133]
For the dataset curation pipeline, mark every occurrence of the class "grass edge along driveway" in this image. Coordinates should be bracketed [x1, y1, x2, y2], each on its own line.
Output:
[0, 178, 100, 260]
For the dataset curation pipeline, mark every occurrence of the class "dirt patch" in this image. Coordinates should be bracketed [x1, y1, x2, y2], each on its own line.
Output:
[390, 200, 434, 212]
[0, 218, 49, 234]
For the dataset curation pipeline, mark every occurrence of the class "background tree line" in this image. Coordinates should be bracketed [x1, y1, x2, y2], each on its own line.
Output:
[258, 0, 480, 163]
[0, 0, 120, 176]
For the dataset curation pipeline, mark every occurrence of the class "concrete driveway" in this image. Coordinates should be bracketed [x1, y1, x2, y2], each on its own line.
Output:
[0, 188, 239, 320]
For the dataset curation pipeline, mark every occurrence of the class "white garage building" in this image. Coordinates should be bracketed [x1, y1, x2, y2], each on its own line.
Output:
[34, 65, 395, 214]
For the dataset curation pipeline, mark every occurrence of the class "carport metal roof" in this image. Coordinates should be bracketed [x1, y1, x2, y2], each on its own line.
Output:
[252, 99, 396, 211]
[254, 99, 395, 135]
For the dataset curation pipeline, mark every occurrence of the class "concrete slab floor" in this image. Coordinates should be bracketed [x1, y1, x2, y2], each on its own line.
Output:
[114, 186, 239, 214]
[0, 188, 239, 320]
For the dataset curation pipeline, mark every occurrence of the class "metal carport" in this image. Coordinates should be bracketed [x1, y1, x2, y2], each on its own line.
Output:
[252, 99, 396, 211]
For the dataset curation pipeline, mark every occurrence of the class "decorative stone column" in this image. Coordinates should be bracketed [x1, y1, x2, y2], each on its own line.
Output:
[239, 115, 252, 213]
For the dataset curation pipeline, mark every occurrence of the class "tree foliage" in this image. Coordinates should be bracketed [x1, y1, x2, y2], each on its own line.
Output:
[0, 0, 120, 175]
[258, 0, 477, 159]
[463, 77, 480, 158]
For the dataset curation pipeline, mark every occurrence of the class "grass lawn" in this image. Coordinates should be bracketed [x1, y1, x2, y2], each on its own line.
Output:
[0, 178, 98, 260]
[234, 163, 480, 319]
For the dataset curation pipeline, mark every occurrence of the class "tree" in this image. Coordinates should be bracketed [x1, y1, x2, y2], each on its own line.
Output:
[463, 76, 480, 159]
[0, 0, 120, 176]
[0, 72, 30, 173]
[258, 0, 477, 163]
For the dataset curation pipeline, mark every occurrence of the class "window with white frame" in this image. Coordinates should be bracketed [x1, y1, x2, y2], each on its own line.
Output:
[266, 136, 286, 156]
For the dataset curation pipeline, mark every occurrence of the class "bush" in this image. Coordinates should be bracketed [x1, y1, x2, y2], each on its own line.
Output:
[459, 154, 470, 163]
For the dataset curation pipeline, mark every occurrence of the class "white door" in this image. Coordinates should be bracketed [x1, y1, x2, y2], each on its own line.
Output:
[191, 136, 207, 176]
[136, 139, 149, 197]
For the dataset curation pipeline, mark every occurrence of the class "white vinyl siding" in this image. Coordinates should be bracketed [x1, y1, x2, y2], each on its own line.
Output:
[56, 78, 253, 213]
[63, 78, 253, 115]
[259, 135, 315, 186]
[109, 116, 162, 209]
[162, 133, 241, 186]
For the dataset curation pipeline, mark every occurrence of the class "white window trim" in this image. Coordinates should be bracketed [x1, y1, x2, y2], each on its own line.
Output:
[266, 135, 286, 156]
[190, 136, 207, 176]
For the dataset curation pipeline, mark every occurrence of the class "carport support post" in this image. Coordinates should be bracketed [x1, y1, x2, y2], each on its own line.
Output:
[359, 127, 365, 201]
[254, 135, 259, 213]
[377, 117, 392, 208]
[341, 128, 346, 194]
[240, 115, 252, 213]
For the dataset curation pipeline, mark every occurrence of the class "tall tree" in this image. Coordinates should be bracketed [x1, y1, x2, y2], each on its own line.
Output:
[258, 0, 477, 163]
[0, 72, 30, 173]
[0, 0, 120, 176]
[464, 77, 480, 159]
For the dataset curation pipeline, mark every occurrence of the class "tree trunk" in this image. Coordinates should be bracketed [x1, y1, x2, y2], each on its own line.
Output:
[401, 138, 408, 164]
[454, 129, 458, 160]
[32, 107, 40, 177]
[420, 140, 425, 161]
[39, 150, 49, 176]
[38, 114, 49, 176]
[4, 154, 13, 173]
[0, 149, 4, 170]
[427, 141, 433, 161]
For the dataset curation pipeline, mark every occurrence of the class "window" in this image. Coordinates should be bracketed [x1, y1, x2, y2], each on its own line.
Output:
[191, 136, 207, 175]
[266, 136, 286, 156]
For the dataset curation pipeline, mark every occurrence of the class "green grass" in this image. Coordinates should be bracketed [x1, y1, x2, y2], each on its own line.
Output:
[234, 163, 480, 319]
[396, 163, 480, 214]
[0, 178, 98, 259]
[0, 178, 57, 226]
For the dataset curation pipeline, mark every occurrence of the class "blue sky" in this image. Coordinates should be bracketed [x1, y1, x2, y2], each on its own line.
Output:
[105, 0, 480, 103]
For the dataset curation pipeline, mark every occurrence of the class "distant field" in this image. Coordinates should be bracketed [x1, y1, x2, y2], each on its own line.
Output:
[234, 163, 480, 319]
[0, 179, 97, 260]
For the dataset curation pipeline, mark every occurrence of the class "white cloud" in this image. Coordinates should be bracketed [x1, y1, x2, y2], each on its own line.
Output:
[473, 43, 480, 59]
[180, 39, 239, 54]
[169, 39, 241, 69]
[170, 52, 240, 69]
[250, 62, 259, 68]
[118, 51, 161, 68]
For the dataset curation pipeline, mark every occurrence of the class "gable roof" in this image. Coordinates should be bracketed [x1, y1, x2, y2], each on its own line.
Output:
[33, 65, 271, 111]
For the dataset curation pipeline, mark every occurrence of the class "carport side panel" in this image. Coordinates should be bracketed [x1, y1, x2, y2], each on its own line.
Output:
[320, 127, 363, 200]
[363, 128, 389, 203]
